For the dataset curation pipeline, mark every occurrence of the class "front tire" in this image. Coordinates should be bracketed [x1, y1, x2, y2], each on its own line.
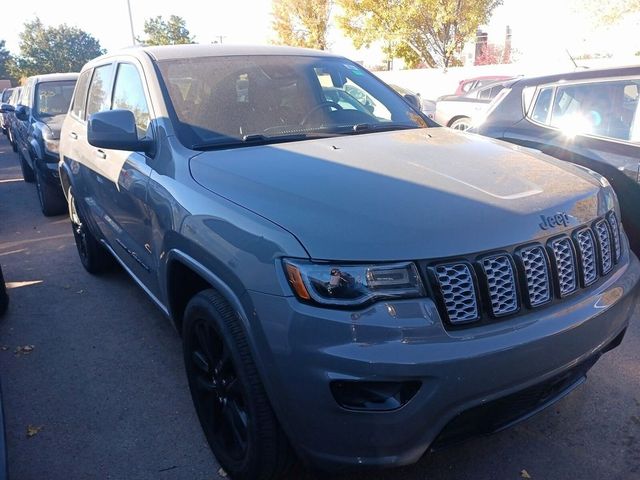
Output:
[35, 166, 66, 216]
[68, 188, 112, 274]
[183, 290, 294, 480]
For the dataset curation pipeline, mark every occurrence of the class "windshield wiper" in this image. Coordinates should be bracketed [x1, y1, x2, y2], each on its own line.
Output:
[192, 133, 310, 151]
[351, 123, 421, 133]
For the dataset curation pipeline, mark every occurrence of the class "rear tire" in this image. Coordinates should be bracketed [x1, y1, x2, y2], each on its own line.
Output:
[183, 290, 295, 480]
[68, 188, 112, 274]
[19, 153, 35, 183]
[35, 165, 66, 216]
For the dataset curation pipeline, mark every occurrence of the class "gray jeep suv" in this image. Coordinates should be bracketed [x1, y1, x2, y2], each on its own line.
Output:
[58, 45, 640, 480]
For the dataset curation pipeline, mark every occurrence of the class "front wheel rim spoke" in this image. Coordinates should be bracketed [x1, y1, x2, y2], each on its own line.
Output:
[192, 350, 210, 374]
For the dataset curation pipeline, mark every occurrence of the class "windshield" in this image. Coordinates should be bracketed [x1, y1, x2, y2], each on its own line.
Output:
[1, 89, 12, 103]
[157, 55, 428, 149]
[35, 80, 76, 118]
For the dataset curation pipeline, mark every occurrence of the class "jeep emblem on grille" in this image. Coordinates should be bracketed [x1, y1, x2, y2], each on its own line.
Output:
[539, 212, 571, 230]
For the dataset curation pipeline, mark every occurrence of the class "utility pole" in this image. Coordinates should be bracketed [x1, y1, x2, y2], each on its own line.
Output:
[126, 0, 136, 45]
[212, 35, 226, 44]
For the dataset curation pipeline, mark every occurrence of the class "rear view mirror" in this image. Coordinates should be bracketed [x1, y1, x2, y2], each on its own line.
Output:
[403, 94, 421, 110]
[88, 109, 153, 153]
[0, 103, 14, 114]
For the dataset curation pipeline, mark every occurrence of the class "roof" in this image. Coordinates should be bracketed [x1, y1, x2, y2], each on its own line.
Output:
[100, 43, 339, 63]
[28, 72, 79, 83]
[514, 64, 640, 87]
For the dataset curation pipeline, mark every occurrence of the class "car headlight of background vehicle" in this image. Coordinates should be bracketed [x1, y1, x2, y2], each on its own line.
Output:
[44, 137, 59, 154]
[284, 260, 425, 307]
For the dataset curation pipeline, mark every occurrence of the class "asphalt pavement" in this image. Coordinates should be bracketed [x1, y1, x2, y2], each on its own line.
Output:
[0, 133, 638, 480]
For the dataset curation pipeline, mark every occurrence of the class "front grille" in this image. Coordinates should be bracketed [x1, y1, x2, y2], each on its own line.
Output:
[575, 228, 597, 286]
[549, 237, 577, 296]
[606, 212, 621, 263]
[518, 246, 551, 307]
[433, 264, 478, 324]
[595, 220, 613, 275]
[480, 255, 518, 316]
[429, 211, 622, 327]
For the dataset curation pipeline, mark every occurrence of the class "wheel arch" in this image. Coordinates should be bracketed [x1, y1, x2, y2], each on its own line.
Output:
[164, 249, 251, 337]
[447, 115, 471, 127]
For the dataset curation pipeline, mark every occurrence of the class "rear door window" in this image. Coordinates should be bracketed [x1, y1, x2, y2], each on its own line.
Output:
[530, 87, 553, 124]
[86, 64, 114, 117]
[549, 79, 640, 141]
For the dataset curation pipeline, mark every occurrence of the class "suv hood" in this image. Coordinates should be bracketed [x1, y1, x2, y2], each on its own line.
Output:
[190, 128, 610, 261]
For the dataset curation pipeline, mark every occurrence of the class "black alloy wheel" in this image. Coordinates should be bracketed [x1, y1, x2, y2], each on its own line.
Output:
[183, 290, 294, 480]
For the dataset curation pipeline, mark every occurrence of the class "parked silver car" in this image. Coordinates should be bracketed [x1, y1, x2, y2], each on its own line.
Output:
[435, 80, 510, 130]
[59, 45, 639, 480]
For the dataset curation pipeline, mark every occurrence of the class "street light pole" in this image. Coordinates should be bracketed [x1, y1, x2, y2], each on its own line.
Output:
[126, 0, 136, 45]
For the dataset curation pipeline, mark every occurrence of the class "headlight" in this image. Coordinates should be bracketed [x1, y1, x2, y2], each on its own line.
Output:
[283, 260, 425, 307]
[44, 138, 59, 154]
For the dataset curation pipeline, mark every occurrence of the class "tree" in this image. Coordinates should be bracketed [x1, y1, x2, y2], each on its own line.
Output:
[577, 0, 640, 25]
[337, 0, 502, 68]
[12, 18, 105, 79]
[272, 0, 331, 50]
[138, 15, 195, 46]
[0, 40, 17, 84]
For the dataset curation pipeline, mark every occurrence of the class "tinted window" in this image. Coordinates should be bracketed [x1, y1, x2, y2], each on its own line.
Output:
[86, 65, 114, 117]
[112, 63, 151, 139]
[478, 86, 493, 100]
[71, 70, 92, 120]
[1, 89, 12, 103]
[34, 80, 76, 118]
[158, 55, 427, 149]
[531, 87, 553, 123]
[550, 79, 640, 141]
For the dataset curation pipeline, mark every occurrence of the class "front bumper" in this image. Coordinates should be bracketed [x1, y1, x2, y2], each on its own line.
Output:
[246, 250, 640, 471]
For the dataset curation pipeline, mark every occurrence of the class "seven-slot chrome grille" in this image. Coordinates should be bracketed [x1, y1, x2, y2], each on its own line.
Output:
[433, 264, 479, 323]
[519, 246, 551, 307]
[480, 255, 518, 316]
[575, 228, 597, 286]
[430, 211, 623, 326]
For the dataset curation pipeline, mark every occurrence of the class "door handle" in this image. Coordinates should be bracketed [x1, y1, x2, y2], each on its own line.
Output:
[96, 149, 106, 159]
[69, 132, 78, 140]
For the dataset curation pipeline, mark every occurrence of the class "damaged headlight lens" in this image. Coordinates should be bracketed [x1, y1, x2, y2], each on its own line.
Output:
[284, 260, 425, 307]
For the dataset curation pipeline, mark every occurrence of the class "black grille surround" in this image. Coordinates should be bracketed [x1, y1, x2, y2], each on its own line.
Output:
[426, 212, 623, 328]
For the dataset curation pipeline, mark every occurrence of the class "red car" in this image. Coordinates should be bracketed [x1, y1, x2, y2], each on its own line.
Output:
[455, 75, 513, 95]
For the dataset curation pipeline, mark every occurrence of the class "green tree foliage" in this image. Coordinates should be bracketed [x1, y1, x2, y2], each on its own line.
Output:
[12, 18, 105, 79]
[0, 40, 17, 84]
[577, 0, 640, 25]
[337, 0, 502, 68]
[272, 0, 331, 50]
[138, 15, 195, 46]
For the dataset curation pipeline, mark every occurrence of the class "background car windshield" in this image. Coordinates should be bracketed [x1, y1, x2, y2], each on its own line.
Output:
[35, 80, 76, 117]
[157, 55, 426, 147]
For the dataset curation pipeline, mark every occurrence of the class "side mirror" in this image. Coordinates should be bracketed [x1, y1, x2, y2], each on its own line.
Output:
[15, 105, 29, 121]
[88, 109, 153, 153]
[403, 94, 421, 111]
[0, 103, 14, 114]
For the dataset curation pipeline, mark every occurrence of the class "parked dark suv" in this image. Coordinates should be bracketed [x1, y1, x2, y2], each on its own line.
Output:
[470, 66, 640, 256]
[59, 45, 639, 480]
[13, 73, 78, 215]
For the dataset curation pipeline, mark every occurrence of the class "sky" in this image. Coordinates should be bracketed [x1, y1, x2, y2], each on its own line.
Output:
[2, 0, 638, 66]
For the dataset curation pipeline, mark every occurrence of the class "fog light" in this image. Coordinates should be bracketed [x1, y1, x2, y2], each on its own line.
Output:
[330, 380, 420, 411]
